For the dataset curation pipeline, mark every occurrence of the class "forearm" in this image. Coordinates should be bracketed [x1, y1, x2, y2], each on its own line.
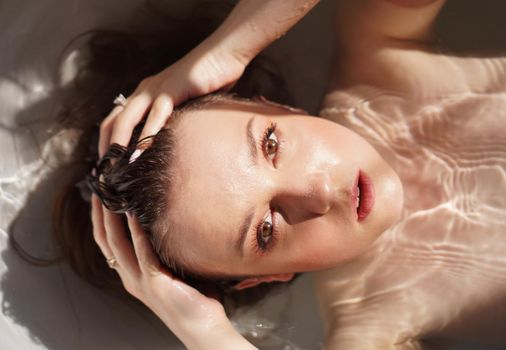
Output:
[203, 0, 320, 65]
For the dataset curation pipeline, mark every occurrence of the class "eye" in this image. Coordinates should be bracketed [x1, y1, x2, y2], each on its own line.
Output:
[257, 212, 273, 250]
[262, 123, 278, 160]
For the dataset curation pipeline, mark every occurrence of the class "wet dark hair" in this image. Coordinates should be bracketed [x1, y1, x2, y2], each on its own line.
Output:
[51, 1, 296, 307]
[88, 94, 269, 278]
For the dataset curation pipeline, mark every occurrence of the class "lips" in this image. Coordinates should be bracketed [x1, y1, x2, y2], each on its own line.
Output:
[352, 171, 375, 221]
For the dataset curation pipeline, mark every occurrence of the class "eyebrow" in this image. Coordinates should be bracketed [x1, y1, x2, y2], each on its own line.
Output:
[236, 209, 255, 257]
[236, 116, 259, 257]
[246, 115, 258, 166]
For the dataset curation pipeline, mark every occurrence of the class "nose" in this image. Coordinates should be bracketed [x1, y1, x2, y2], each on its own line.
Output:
[273, 171, 334, 224]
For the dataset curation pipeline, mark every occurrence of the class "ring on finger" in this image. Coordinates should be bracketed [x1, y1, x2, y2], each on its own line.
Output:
[113, 93, 127, 107]
[106, 256, 118, 269]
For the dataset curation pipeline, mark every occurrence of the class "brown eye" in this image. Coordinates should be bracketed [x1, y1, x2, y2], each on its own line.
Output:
[257, 213, 274, 251]
[261, 221, 272, 240]
[266, 138, 278, 156]
[257, 219, 273, 249]
[263, 124, 278, 160]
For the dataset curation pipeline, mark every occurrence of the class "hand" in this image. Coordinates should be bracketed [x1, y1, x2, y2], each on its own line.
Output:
[98, 41, 246, 157]
[90, 195, 255, 349]
[97, 0, 321, 157]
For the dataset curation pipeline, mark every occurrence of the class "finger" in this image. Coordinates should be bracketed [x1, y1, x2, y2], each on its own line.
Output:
[109, 93, 152, 147]
[99, 106, 123, 158]
[126, 212, 162, 276]
[103, 208, 141, 276]
[221, 80, 238, 92]
[138, 95, 174, 141]
[90, 195, 113, 259]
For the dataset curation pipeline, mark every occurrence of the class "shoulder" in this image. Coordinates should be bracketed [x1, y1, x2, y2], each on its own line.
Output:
[324, 327, 424, 350]
[334, 0, 446, 43]
[330, 0, 449, 97]
[331, 0, 506, 97]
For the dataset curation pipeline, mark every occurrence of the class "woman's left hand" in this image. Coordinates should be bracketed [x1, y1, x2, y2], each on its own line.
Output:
[90, 195, 257, 350]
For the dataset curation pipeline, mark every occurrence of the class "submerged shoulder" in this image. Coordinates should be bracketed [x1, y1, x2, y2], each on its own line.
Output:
[334, 0, 446, 44]
[323, 325, 424, 350]
[331, 0, 506, 98]
[331, 0, 446, 96]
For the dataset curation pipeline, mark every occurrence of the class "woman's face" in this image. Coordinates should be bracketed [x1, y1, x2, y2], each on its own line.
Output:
[166, 101, 403, 278]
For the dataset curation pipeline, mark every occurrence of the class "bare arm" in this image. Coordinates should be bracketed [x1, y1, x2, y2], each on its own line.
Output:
[206, 0, 321, 65]
[91, 196, 257, 350]
[102, 0, 320, 154]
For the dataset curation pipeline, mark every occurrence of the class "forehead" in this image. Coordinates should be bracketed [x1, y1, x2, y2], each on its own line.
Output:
[167, 103, 261, 267]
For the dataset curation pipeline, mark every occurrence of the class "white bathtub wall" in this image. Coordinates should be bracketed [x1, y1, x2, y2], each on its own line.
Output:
[0, 0, 331, 349]
[0, 2, 185, 349]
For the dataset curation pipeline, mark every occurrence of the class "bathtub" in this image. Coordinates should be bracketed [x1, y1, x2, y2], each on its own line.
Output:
[0, 0, 503, 349]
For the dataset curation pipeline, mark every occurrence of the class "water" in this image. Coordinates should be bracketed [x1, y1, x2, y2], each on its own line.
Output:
[316, 12, 506, 345]
[1, 0, 505, 349]
[319, 87, 506, 346]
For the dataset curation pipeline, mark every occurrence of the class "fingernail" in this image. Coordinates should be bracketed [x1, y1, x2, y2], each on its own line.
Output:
[128, 149, 143, 164]
[126, 211, 132, 219]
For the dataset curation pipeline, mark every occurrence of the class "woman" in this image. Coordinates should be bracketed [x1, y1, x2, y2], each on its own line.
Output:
[77, 0, 506, 348]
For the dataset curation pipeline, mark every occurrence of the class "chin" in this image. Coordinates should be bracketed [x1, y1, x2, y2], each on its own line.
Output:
[355, 165, 403, 250]
[374, 169, 404, 236]
[388, 170, 404, 222]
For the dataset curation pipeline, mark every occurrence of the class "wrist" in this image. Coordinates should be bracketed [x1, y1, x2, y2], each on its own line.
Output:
[202, 0, 321, 66]
[199, 32, 253, 70]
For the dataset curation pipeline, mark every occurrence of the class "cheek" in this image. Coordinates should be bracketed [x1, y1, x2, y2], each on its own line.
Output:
[298, 121, 368, 167]
[284, 219, 372, 271]
[280, 129, 338, 173]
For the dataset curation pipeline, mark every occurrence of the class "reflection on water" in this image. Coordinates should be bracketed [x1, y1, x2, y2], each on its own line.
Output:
[318, 1, 506, 343]
[317, 49, 506, 347]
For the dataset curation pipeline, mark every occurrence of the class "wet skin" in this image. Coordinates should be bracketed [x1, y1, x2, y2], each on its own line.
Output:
[164, 101, 403, 278]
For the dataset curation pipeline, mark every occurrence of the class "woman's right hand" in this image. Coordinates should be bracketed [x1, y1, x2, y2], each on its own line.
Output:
[98, 0, 320, 158]
[98, 41, 246, 157]
[90, 195, 257, 350]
